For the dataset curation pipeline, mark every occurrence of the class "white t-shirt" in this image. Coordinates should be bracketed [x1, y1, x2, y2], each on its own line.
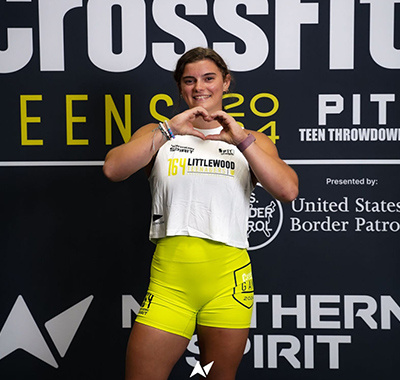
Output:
[148, 127, 254, 248]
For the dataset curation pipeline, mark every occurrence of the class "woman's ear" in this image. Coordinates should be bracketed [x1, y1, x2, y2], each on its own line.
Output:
[223, 74, 231, 93]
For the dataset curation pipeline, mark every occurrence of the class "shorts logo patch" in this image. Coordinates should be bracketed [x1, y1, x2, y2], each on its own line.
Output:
[232, 263, 254, 309]
[138, 292, 154, 316]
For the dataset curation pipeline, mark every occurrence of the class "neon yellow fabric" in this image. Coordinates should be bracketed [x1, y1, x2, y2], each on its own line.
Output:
[135, 236, 254, 339]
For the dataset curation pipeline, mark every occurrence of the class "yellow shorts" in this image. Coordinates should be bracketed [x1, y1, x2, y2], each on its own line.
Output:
[135, 236, 254, 339]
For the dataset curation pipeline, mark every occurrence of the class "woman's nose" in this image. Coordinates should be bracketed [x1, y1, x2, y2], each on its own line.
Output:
[194, 80, 204, 91]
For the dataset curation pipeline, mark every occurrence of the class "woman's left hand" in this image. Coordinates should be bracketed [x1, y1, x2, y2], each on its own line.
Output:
[204, 110, 299, 203]
[203, 110, 248, 146]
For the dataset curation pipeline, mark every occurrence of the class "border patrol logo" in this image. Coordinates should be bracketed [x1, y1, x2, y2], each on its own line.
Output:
[247, 183, 283, 251]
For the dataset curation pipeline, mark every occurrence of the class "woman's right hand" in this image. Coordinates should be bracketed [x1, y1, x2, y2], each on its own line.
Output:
[168, 107, 209, 139]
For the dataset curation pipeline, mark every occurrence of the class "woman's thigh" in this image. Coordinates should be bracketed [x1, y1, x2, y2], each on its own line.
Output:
[196, 325, 249, 380]
[125, 322, 190, 380]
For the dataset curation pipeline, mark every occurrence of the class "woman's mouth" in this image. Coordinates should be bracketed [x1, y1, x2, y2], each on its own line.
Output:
[193, 95, 211, 100]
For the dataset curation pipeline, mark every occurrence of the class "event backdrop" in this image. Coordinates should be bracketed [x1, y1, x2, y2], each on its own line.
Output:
[0, 0, 399, 379]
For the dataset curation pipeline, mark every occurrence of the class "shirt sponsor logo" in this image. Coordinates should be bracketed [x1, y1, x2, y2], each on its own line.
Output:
[187, 158, 236, 177]
[170, 145, 194, 154]
[219, 148, 235, 156]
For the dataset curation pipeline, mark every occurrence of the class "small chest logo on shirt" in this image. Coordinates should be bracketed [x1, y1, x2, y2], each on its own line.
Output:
[219, 148, 235, 156]
[170, 144, 194, 154]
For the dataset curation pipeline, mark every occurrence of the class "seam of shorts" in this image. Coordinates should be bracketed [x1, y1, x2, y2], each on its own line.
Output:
[134, 319, 193, 340]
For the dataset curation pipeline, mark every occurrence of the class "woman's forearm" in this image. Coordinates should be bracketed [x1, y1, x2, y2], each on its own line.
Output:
[103, 124, 164, 182]
[242, 137, 299, 203]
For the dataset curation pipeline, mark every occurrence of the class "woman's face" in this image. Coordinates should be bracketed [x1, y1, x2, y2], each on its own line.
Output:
[180, 59, 230, 114]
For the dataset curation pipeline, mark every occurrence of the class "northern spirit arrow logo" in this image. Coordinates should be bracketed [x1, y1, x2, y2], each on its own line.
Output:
[0, 295, 93, 368]
[190, 360, 214, 378]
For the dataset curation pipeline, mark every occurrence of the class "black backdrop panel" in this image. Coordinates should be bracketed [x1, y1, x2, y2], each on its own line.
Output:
[0, 1, 399, 379]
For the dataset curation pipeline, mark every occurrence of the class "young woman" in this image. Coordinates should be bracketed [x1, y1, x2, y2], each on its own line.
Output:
[103, 47, 298, 380]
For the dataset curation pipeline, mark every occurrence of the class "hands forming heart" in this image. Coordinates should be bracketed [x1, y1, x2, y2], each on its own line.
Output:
[169, 106, 248, 146]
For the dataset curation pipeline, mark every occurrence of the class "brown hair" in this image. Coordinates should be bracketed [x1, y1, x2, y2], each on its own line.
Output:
[173, 47, 232, 92]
